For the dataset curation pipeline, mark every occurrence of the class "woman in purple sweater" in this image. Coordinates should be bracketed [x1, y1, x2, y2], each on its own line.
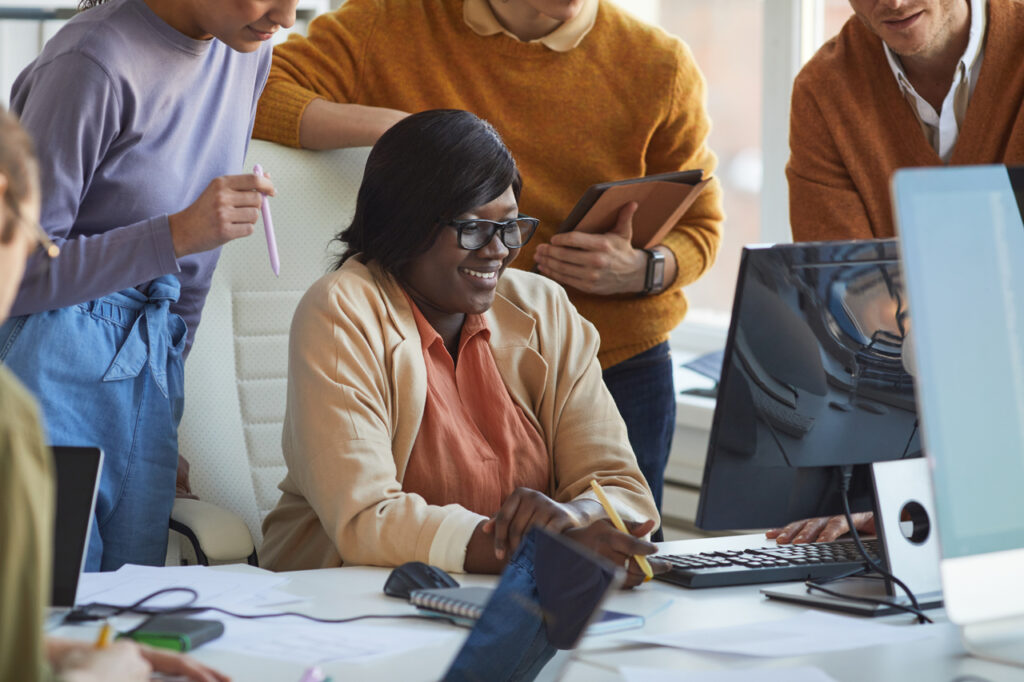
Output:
[0, 0, 296, 571]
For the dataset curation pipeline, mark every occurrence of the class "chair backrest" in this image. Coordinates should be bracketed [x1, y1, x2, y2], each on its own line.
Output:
[177, 139, 370, 550]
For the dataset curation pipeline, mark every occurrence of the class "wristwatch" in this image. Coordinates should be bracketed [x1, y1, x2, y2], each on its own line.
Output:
[642, 248, 666, 295]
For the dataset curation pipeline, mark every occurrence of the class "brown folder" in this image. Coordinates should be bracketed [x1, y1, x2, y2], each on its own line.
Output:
[557, 170, 710, 249]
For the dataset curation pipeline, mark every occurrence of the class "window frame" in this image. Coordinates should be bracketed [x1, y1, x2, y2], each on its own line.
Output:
[673, 0, 827, 355]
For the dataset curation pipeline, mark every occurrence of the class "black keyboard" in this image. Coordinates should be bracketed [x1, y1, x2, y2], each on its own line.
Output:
[656, 539, 881, 588]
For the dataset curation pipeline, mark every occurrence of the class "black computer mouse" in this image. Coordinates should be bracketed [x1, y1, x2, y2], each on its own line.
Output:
[383, 561, 460, 599]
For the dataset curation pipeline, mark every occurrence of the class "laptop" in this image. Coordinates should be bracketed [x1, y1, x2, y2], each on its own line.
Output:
[46, 446, 103, 630]
[893, 164, 1024, 664]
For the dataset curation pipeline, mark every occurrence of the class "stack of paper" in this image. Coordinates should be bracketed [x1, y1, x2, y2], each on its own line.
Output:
[77, 565, 456, 665]
[77, 564, 299, 611]
[210, 615, 455, 664]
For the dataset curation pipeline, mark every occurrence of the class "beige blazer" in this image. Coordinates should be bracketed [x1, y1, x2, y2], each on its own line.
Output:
[259, 259, 658, 573]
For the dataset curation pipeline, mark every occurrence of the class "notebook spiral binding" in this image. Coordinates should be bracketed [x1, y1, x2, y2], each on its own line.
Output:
[409, 588, 488, 620]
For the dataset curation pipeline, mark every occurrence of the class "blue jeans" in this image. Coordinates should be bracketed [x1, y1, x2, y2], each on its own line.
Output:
[602, 341, 676, 541]
[0, 276, 186, 571]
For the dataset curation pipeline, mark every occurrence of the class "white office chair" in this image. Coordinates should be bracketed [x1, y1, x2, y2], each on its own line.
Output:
[169, 139, 371, 566]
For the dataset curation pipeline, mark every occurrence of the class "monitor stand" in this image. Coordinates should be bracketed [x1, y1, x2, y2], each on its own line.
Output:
[762, 458, 944, 616]
[961, 615, 1024, 668]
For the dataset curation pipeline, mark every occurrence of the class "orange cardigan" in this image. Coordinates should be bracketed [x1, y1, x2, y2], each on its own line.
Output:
[254, 0, 723, 368]
[787, 0, 1024, 242]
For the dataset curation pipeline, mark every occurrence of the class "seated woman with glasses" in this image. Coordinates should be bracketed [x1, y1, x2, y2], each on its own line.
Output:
[259, 109, 663, 585]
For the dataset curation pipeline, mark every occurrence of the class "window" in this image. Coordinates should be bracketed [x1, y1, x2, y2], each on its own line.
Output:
[606, 1, 854, 353]
[824, 1, 855, 40]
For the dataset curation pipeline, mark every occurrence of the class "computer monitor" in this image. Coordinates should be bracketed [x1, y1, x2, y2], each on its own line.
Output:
[894, 164, 1024, 635]
[696, 238, 922, 531]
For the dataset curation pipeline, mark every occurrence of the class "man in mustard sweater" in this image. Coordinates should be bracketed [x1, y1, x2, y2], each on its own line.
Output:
[788, 0, 1024, 243]
[254, 0, 724, 531]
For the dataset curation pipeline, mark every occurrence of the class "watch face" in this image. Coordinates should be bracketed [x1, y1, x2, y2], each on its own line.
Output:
[651, 257, 665, 288]
[645, 250, 665, 293]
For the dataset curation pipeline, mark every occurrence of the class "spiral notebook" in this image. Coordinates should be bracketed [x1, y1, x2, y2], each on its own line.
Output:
[409, 586, 644, 635]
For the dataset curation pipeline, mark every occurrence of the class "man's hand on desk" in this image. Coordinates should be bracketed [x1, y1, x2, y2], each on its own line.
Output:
[766, 512, 875, 544]
[564, 518, 670, 588]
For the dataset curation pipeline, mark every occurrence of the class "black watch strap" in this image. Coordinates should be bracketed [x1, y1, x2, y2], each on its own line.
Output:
[642, 248, 666, 295]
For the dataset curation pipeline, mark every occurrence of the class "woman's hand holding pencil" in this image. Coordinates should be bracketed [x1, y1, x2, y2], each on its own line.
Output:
[557, 480, 669, 588]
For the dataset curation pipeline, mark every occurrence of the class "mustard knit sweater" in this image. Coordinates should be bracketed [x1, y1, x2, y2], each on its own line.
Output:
[254, 0, 723, 368]
[787, 0, 1024, 242]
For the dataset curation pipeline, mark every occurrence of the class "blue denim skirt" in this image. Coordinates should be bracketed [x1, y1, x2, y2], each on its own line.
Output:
[0, 275, 186, 571]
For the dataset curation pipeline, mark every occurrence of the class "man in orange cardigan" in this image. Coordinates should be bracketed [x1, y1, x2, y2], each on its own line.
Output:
[254, 0, 724, 535]
[777, 0, 1024, 544]
[787, 0, 1024, 243]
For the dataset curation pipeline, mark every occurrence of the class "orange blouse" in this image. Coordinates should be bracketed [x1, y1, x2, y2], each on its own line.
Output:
[402, 297, 549, 517]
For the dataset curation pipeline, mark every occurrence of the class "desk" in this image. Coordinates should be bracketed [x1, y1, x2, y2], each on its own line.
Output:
[55, 534, 1024, 682]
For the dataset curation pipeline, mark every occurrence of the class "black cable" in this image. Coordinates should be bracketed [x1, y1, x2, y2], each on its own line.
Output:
[804, 578, 932, 621]
[899, 419, 919, 460]
[81, 588, 450, 626]
[806, 564, 874, 586]
[837, 465, 933, 624]
[804, 560, 933, 620]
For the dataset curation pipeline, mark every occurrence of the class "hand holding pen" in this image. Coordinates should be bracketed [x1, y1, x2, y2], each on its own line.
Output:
[166, 173, 276, 259]
[560, 480, 668, 588]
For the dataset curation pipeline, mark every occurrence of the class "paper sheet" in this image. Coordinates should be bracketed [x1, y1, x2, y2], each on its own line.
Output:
[624, 611, 934, 657]
[78, 566, 452, 665]
[209, 615, 455, 664]
[621, 665, 838, 682]
[77, 564, 295, 610]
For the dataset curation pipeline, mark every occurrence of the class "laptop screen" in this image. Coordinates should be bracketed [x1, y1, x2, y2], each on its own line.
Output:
[894, 165, 1024, 560]
[51, 446, 102, 607]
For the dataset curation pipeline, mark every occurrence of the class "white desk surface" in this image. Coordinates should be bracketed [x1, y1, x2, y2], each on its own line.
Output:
[55, 534, 1024, 682]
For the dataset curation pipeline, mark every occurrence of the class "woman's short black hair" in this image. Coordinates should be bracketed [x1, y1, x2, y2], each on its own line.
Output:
[334, 109, 521, 273]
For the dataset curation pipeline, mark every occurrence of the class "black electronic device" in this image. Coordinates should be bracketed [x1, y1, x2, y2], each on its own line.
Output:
[694, 239, 919, 532]
[51, 446, 103, 608]
[383, 561, 460, 599]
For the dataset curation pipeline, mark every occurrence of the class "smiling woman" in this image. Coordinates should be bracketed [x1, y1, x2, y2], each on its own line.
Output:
[259, 109, 663, 585]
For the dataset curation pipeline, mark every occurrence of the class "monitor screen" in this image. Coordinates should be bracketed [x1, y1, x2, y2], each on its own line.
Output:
[51, 446, 102, 607]
[896, 164, 1024, 561]
[696, 239, 922, 531]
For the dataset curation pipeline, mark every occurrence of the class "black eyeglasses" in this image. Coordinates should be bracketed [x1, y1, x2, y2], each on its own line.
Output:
[448, 215, 539, 251]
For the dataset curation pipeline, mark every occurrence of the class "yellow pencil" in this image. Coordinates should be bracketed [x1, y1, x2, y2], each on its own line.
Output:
[589, 479, 654, 581]
[94, 622, 114, 649]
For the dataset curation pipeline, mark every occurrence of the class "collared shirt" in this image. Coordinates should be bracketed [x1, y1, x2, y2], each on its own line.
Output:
[463, 0, 598, 52]
[402, 294, 550, 518]
[883, 0, 986, 162]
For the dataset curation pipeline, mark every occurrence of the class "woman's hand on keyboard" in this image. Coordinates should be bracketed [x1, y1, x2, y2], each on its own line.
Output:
[765, 512, 875, 544]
